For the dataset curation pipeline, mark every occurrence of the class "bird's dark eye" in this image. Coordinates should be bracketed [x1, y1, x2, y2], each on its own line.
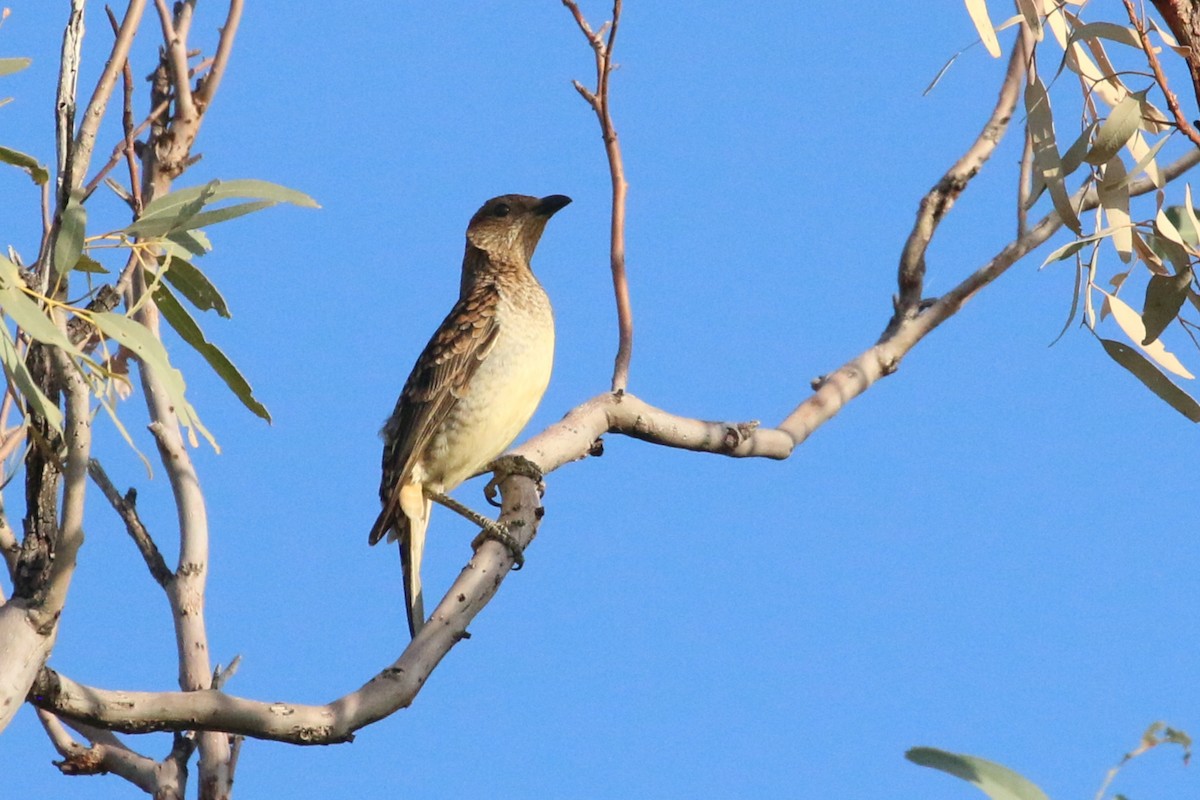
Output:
[491, 203, 511, 218]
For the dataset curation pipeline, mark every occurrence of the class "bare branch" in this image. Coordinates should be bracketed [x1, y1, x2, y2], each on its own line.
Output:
[29, 467, 546, 744]
[895, 25, 1031, 322]
[193, 0, 243, 109]
[37, 710, 175, 795]
[152, 0, 196, 120]
[72, 0, 148, 188]
[564, 0, 632, 392]
[88, 459, 173, 587]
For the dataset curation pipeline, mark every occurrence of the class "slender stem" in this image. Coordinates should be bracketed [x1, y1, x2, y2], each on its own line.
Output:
[1122, 0, 1200, 149]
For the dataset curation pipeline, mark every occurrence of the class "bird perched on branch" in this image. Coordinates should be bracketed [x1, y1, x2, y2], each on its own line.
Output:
[369, 193, 572, 638]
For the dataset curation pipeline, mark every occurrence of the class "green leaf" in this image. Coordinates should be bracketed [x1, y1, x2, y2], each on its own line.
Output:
[125, 179, 317, 239]
[52, 194, 87, 276]
[1085, 93, 1144, 166]
[0, 323, 62, 432]
[0, 146, 49, 185]
[153, 281, 270, 422]
[906, 748, 1051, 800]
[1100, 339, 1200, 422]
[1068, 21, 1142, 50]
[0, 256, 79, 353]
[90, 311, 217, 449]
[0, 57, 31, 77]
[1163, 205, 1200, 247]
[1025, 77, 1081, 233]
[73, 254, 109, 274]
[165, 229, 212, 257]
[1142, 269, 1191, 345]
[124, 181, 216, 238]
[182, 199, 277, 231]
[156, 258, 229, 317]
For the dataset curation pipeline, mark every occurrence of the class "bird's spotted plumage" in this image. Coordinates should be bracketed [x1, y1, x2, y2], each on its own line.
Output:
[369, 193, 571, 638]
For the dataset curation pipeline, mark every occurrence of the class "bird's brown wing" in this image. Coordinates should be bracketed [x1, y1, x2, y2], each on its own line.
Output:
[368, 282, 502, 546]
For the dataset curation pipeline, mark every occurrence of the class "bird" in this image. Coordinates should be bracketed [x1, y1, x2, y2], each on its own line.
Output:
[369, 193, 571, 638]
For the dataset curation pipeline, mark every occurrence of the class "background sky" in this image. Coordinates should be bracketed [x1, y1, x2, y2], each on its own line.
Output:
[2, 2, 1198, 798]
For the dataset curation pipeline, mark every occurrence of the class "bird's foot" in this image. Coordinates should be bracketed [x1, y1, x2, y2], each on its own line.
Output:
[424, 488, 526, 570]
[483, 454, 544, 508]
[471, 521, 525, 571]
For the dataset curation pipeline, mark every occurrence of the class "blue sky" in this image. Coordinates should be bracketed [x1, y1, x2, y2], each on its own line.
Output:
[2, 2, 1198, 798]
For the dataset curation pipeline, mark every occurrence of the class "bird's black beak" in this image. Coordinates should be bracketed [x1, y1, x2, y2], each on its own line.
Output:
[534, 194, 572, 217]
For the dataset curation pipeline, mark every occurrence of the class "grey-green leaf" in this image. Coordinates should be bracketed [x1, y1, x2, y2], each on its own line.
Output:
[74, 254, 109, 274]
[0, 57, 31, 77]
[153, 281, 269, 422]
[156, 258, 229, 317]
[0, 146, 49, 185]
[0, 323, 62, 432]
[906, 748, 1051, 800]
[1085, 93, 1144, 166]
[1142, 269, 1191, 344]
[0, 256, 78, 352]
[1100, 338, 1200, 422]
[53, 194, 87, 276]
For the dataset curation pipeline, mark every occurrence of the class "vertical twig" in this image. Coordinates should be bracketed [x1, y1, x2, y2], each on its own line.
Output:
[105, 5, 145, 215]
[563, 0, 633, 393]
[1121, 0, 1200, 148]
[73, 0, 148, 189]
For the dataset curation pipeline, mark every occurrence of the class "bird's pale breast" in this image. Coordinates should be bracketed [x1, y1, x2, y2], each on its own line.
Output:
[421, 281, 554, 490]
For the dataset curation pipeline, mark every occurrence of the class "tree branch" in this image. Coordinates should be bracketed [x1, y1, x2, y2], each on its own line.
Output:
[895, 25, 1031, 323]
[564, 0, 632, 392]
[72, 0, 148, 190]
[152, 0, 196, 121]
[1122, 0, 1200, 149]
[88, 459, 172, 588]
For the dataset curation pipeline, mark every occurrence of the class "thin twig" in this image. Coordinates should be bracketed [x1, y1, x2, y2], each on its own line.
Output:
[1018, 126, 1034, 237]
[80, 97, 170, 202]
[72, 0, 148, 189]
[105, 5, 145, 216]
[564, 0, 633, 392]
[194, 0, 243, 109]
[88, 459, 173, 587]
[1122, 0, 1200, 149]
[895, 25, 1031, 323]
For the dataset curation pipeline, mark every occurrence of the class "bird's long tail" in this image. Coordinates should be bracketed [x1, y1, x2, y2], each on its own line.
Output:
[369, 488, 431, 638]
[398, 497, 430, 638]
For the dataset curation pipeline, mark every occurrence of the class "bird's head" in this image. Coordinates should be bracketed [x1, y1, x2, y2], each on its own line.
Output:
[465, 194, 572, 265]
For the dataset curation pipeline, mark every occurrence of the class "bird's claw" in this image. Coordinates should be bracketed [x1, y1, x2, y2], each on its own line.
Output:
[472, 521, 525, 570]
[483, 454, 545, 508]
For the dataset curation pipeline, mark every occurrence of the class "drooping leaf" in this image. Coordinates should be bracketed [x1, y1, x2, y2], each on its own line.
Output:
[0, 323, 62, 432]
[0, 146, 49, 185]
[1050, 259, 1085, 345]
[1084, 92, 1144, 166]
[165, 229, 212, 257]
[1100, 339, 1200, 422]
[0, 57, 31, 77]
[1014, 0, 1041, 40]
[1142, 268, 1192, 344]
[1104, 291, 1194, 378]
[153, 281, 270, 422]
[906, 748, 1051, 800]
[0, 256, 79, 353]
[52, 193, 87, 276]
[155, 258, 230, 317]
[1068, 21, 1142, 49]
[964, 0, 1002, 57]
[90, 311, 217, 450]
[1025, 77, 1080, 232]
[1098, 156, 1131, 261]
[1164, 204, 1200, 248]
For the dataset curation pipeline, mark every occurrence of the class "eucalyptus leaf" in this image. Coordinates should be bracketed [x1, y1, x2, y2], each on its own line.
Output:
[1142, 269, 1192, 345]
[0, 323, 62, 432]
[0, 57, 31, 77]
[153, 281, 270, 422]
[53, 194, 87, 276]
[0, 255, 79, 353]
[156, 258, 230, 317]
[1101, 339, 1200, 422]
[906, 748, 1050, 800]
[0, 146, 49, 185]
